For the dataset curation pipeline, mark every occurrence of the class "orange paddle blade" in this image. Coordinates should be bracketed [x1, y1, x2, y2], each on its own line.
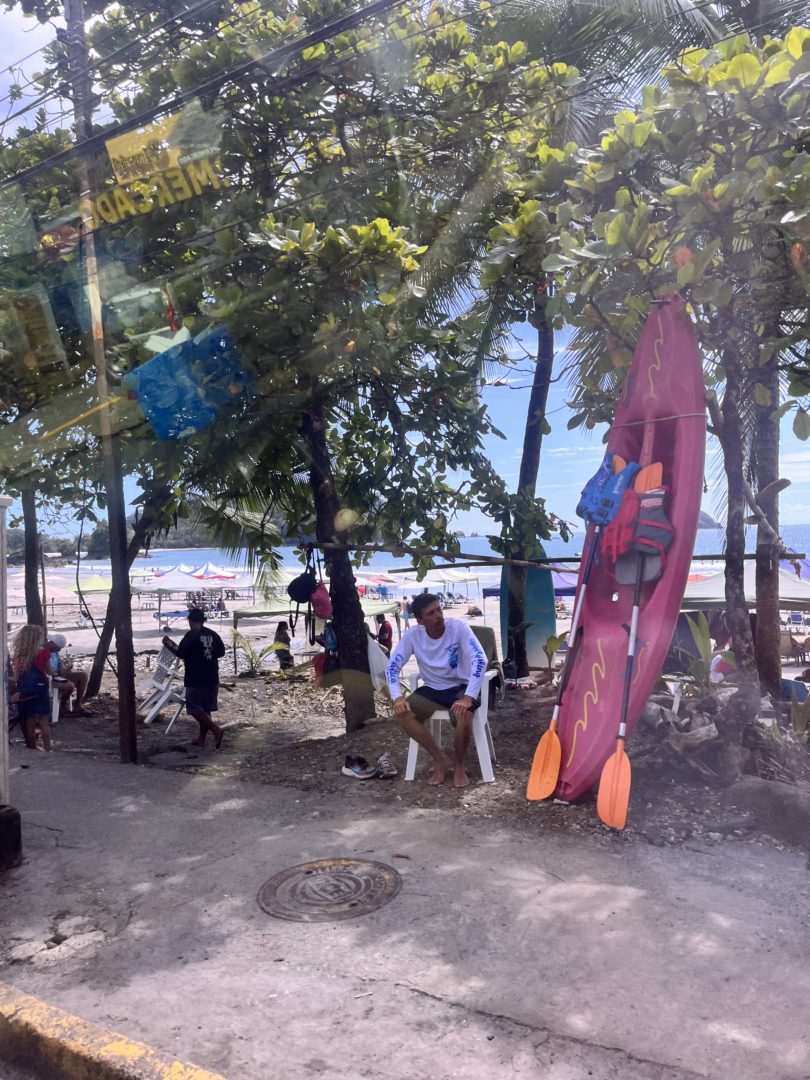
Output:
[597, 739, 632, 829]
[634, 462, 662, 492]
[526, 719, 561, 801]
[612, 454, 627, 471]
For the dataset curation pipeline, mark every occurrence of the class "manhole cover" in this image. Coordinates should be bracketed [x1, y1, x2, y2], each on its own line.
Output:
[257, 858, 402, 922]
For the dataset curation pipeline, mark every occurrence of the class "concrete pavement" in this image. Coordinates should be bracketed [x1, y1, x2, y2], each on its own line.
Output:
[1, 747, 809, 1079]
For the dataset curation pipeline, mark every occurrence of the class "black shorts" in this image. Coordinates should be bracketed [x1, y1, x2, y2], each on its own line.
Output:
[185, 686, 219, 713]
[407, 685, 479, 726]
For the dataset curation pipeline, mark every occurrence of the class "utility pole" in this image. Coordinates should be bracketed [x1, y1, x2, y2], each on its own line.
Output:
[64, 0, 138, 762]
[1, 493, 23, 870]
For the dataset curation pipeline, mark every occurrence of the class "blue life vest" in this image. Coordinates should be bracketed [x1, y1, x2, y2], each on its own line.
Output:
[577, 453, 641, 526]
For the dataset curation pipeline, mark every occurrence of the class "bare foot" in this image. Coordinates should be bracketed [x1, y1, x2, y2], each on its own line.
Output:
[453, 765, 470, 789]
[426, 757, 452, 785]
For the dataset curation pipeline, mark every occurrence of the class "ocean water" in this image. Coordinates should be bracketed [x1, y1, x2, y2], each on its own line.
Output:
[72, 522, 810, 582]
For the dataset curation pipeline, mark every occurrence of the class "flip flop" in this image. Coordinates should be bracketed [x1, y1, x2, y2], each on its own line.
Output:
[215, 730, 224, 750]
[72, 707, 95, 717]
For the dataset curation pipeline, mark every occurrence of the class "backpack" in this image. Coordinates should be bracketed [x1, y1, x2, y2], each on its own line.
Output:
[287, 547, 318, 632]
[288, 566, 317, 605]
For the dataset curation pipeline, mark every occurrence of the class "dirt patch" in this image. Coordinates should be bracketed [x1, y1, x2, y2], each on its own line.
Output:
[27, 662, 810, 856]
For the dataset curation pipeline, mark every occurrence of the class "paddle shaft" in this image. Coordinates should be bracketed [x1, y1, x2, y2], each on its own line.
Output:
[616, 554, 645, 740]
[548, 530, 600, 723]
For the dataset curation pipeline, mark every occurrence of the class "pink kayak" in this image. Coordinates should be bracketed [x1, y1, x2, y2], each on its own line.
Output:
[555, 297, 706, 803]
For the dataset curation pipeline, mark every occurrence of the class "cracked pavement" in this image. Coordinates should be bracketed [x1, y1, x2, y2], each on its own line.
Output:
[1, 747, 809, 1079]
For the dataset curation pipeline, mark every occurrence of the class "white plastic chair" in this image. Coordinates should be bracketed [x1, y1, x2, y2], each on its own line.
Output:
[404, 669, 497, 783]
[136, 646, 184, 726]
[50, 678, 75, 725]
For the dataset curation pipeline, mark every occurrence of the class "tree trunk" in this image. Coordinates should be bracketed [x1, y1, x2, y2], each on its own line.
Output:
[86, 529, 142, 701]
[719, 351, 757, 682]
[20, 486, 43, 627]
[301, 405, 375, 732]
[505, 284, 553, 677]
[753, 350, 781, 694]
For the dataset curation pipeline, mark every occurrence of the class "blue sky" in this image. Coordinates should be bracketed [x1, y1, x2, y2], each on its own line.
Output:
[2, 7, 808, 540]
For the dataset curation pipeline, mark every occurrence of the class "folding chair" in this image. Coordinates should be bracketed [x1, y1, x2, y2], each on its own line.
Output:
[136, 646, 184, 726]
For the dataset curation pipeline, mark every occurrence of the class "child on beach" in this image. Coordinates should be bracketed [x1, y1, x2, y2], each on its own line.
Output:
[12, 624, 52, 751]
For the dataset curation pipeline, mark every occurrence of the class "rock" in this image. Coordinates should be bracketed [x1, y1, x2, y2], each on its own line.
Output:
[55, 915, 95, 937]
[707, 832, 722, 841]
[667, 721, 718, 752]
[693, 695, 719, 715]
[689, 710, 714, 730]
[8, 941, 47, 962]
[727, 777, 810, 852]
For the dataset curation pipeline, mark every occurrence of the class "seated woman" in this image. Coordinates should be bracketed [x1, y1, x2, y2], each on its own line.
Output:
[274, 621, 294, 671]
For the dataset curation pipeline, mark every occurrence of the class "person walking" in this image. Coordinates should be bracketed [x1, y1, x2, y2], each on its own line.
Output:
[164, 608, 226, 749]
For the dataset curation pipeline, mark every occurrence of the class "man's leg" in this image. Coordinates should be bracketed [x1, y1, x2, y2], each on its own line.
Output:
[71, 670, 89, 709]
[394, 704, 449, 784]
[451, 709, 473, 789]
[187, 707, 223, 748]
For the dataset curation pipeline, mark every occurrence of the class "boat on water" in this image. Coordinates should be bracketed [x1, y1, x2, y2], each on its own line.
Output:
[555, 297, 706, 803]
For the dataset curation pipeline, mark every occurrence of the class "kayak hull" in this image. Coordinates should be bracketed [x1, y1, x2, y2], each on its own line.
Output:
[555, 298, 706, 803]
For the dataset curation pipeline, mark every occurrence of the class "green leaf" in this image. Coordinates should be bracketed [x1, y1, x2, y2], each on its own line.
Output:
[785, 27, 810, 60]
[541, 254, 577, 271]
[726, 53, 761, 89]
[302, 42, 326, 60]
[753, 384, 772, 407]
[793, 408, 810, 441]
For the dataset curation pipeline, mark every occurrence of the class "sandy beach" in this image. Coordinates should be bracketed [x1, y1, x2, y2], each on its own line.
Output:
[6, 564, 545, 676]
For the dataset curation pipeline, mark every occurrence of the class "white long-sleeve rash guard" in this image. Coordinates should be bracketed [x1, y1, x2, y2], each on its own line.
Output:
[385, 618, 487, 701]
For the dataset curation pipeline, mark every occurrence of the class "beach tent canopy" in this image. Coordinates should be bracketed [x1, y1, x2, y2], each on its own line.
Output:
[130, 571, 198, 594]
[191, 561, 236, 580]
[232, 596, 399, 629]
[71, 574, 113, 594]
[682, 564, 810, 611]
[155, 563, 195, 575]
[482, 567, 578, 599]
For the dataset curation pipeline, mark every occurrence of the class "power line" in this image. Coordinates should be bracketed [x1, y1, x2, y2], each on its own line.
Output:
[0, 0, 260, 122]
[0, 0, 411, 188]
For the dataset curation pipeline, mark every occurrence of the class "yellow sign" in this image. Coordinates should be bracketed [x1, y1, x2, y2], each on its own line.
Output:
[105, 114, 182, 184]
[79, 156, 226, 230]
[105, 100, 222, 184]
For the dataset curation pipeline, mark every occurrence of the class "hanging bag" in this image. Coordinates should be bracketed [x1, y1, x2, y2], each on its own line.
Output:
[310, 552, 333, 619]
[288, 546, 318, 631]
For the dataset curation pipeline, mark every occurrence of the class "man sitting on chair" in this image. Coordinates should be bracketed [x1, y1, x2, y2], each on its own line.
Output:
[47, 634, 92, 717]
[385, 593, 487, 789]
